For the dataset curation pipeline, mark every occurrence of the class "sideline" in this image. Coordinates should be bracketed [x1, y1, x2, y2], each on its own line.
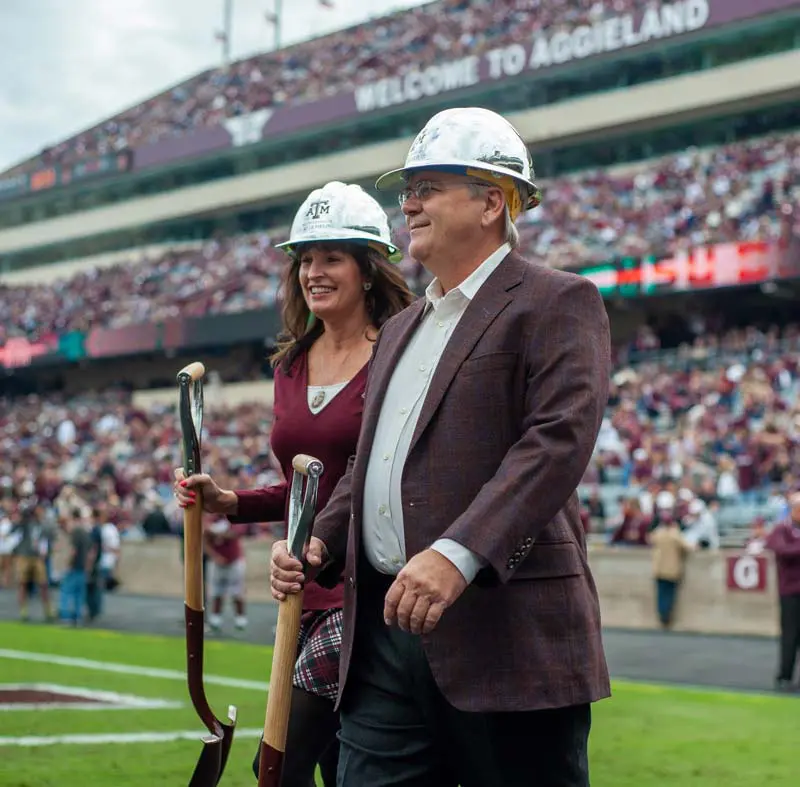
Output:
[0, 648, 269, 691]
[0, 728, 264, 747]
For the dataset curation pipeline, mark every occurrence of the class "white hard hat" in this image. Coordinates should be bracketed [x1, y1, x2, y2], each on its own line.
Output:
[277, 181, 400, 262]
[375, 107, 541, 217]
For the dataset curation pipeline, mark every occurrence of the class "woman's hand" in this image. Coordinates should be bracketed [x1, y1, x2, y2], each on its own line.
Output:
[173, 468, 238, 516]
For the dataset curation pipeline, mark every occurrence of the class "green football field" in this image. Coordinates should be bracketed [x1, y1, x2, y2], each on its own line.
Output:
[0, 621, 796, 786]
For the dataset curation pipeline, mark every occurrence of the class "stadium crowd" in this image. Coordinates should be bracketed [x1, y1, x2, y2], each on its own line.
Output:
[2, 130, 798, 343]
[583, 323, 800, 543]
[7, 0, 655, 175]
[0, 325, 797, 551]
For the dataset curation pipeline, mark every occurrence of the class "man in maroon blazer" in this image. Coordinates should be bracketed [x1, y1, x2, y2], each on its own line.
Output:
[271, 107, 612, 786]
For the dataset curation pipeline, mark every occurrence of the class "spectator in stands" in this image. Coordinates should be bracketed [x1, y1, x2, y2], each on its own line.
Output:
[765, 491, 800, 692]
[610, 499, 649, 546]
[2, 0, 659, 176]
[683, 498, 720, 551]
[648, 512, 695, 629]
[174, 182, 414, 787]
[1, 130, 797, 341]
[11, 499, 55, 622]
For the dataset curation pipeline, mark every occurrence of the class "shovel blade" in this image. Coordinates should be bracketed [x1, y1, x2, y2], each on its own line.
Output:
[217, 720, 237, 780]
[188, 736, 223, 787]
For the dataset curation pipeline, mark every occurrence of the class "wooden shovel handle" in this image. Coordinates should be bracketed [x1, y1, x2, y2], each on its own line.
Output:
[183, 490, 205, 611]
[291, 454, 321, 476]
[178, 361, 206, 382]
[262, 591, 304, 751]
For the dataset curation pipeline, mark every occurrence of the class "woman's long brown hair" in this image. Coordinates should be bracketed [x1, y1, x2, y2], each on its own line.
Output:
[270, 242, 416, 372]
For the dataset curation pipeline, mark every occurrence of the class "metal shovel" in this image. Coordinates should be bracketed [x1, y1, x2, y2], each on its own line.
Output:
[177, 361, 237, 786]
[257, 453, 324, 787]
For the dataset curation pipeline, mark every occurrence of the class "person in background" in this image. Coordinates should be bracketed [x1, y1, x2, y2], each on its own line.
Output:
[0, 501, 15, 588]
[204, 517, 249, 633]
[58, 507, 95, 626]
[86, 506, 106, 621]
[12, 499, 55, 622]
[648, 509, 695, 628]
[682, 498, 720, 550]
[609, 499, 649, 546]
[174, 181, 414, 787]
[99, 515, 121, 593]
[765, 491, 800, 692]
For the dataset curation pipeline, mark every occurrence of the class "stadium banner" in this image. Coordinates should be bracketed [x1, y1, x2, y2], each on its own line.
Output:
[130, 0, 795, 173]
[82, 308, 284, 360]
[0, 333, 61, 370]
[133, 124, 231, 171]
[581, 237, 800, 298]
[0, 172, 30, 201]
[3, 238, 796, 370]
[0, 152, 132, 201]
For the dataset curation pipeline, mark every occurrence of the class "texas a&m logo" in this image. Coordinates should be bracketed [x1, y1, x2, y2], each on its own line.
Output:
[305, 199, 331, 220]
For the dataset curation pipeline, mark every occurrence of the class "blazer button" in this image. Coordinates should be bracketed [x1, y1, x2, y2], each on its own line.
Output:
[348, 576, 356, 588]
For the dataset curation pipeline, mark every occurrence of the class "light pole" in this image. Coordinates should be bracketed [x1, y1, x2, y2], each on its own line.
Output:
[265, 0, 283, 50]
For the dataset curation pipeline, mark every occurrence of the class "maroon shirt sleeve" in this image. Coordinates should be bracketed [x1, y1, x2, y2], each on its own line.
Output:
[228, 483, 287, 525]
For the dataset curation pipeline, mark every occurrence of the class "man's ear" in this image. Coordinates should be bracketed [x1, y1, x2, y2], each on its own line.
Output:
[480, 186, 506, 229]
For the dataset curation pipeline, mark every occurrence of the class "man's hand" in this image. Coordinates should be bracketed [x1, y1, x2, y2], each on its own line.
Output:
[270, 537, 328, 601]
[384, 549, 468, 635]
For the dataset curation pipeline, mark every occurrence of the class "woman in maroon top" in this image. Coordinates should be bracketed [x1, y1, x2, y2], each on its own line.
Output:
[174, 181, 414, 786]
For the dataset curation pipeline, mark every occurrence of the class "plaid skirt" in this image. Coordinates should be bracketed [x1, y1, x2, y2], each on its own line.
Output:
[292, 608, 343, 701]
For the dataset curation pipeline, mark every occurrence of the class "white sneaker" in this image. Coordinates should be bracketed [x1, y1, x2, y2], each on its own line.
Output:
[208, 614, 222, 631]
[234, 615, 248, 630]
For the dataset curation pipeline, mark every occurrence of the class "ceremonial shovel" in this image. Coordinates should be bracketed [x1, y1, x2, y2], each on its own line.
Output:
[257, 453, 324, 787]
[177, 361, 237, 787]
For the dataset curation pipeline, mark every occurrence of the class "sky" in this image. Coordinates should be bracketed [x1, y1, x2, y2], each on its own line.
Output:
[0, 0, 429, 172]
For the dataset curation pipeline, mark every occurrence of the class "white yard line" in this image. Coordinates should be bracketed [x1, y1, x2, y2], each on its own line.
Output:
[0, 728, 264, 747]
[0, 649, 269, 691]
[0, 683, 182, 711]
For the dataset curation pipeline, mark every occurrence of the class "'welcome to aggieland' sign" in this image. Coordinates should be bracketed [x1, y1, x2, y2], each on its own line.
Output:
[354, 0, 712, 112]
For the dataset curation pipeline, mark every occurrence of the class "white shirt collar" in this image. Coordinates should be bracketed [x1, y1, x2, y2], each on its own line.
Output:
[424, 243, 511, 311]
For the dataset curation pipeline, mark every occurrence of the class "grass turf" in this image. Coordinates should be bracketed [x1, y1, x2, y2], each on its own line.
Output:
[0, 622, 797, 786]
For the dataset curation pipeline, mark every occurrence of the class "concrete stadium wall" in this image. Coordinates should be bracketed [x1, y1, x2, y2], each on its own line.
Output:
[94, 538, 780, 637]
[132, 378, 274, 409]
[0, 49, 797, 256]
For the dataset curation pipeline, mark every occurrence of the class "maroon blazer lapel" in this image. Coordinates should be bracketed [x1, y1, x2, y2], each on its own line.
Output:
[407, 253, 527, 457]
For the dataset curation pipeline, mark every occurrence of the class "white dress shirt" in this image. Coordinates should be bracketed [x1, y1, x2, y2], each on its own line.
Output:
[362, 243, 512, 581]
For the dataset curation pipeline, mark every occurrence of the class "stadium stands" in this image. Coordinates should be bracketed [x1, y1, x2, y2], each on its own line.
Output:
[1, 326, 796, 546]
[2, 130, 798, 342]
[582, 323, 800, 539]
[3, 0, 653, 175]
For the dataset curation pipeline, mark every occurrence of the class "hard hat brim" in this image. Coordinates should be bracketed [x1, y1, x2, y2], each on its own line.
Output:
[276, 229, 401, 263]
[375, 162, 540, 210]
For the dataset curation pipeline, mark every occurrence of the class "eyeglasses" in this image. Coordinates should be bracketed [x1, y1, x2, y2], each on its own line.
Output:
[397, 180, 489, 207]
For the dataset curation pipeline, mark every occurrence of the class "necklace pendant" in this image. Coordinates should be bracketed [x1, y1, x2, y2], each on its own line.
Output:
[311, 390, 326, 409]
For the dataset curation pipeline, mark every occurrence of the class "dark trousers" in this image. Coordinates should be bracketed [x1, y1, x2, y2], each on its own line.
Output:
[337, 561, 591, 787]
[655, 578, 678, 626]
[778, 593, 800, 683]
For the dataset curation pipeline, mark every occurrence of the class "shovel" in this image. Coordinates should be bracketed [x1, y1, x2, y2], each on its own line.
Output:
[177, 361, 237, 787]
[257, 453, 324, 787]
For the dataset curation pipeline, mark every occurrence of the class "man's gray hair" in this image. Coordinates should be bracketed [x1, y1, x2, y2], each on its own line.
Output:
[467, 181, 522, 249]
